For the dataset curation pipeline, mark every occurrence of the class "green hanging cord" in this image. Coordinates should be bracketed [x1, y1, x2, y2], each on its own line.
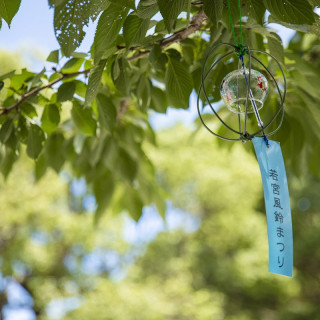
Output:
[237, 0, 243, 46]
[226, 0, 245, 55]
[226, 0, 238, 46]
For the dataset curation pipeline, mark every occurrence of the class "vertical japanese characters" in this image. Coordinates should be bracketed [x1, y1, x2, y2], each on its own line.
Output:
[269, 169, 285, 269]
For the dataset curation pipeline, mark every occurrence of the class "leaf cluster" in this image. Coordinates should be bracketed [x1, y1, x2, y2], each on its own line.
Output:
[0, 0, 319, 221]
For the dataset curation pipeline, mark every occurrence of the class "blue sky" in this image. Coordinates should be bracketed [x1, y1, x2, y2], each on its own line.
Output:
[0, 0, 57, 52]
[0, 1, 296, 54]
[0, 0, 96, 56]
[0, 0, 99, 74]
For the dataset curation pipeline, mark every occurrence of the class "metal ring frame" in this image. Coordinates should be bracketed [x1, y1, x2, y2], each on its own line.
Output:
[197, 43, 286, 142]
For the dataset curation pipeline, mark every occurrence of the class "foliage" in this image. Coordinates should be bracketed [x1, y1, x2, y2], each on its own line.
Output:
[1, 125, 320, 319]
[0, 155, 132, 317]
[0, 0, 320, 222]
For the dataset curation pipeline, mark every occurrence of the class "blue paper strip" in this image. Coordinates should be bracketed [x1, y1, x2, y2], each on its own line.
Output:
[252, 137, 293, 277]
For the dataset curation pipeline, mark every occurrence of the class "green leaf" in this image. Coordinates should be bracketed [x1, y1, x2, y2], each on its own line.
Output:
[70, 52, 88, 58]
[0, 70, 15, 81]
[101, 137, 118, 169]
[165, 56, 192, 108]
[10, 69, 34, 91]
[125, 187, 143, 221]
[137, 0, 159, 19]
[34, 153, 47, 181]
[46, 49, 60, 63]
[113, 58, 120, 80]
[71, 101, 97, 136]
[0, 119, 13, 144]
[26, 124, 45, 159]
[268, 15, 320, 37]
[157, 0, 187, 32]
[49, 72, 61, 83]
[310, 19, 320, 37]
[101, 46, 118, 60]
[117, 148, 138, 182]
[136, 76, 151, 111]
[21, 102, 37, 118]
[123, 14, 150, 47]
[88, 0, 110, 21]
[85, 59, 107, 106]
[28, 68, 46, 92]
[57, 81, 76, 102]
[150, 86, 168, 113]
[246, 0, 266, 24]
[74, 80, 87, 98]
[89, 133, 107, 167]
[54, 0, 92, 56]
[154, 20, 167, 34]
[181, 39, 195, 64]
[244, 19, 277, 40]
[203, 0, 223, 27]
[308, 0, 320, 6]
[41, 104, 60, 134]
[61, 58, 84, 73]
[263, 0, 315, 25]
[93, 4, 128, 63]
[93, 171, 115, 224]
[154, 18, 188, 35]
[16, 116, 28, 144]
[45, 132, 65, 173]
[96, 94, 117, 132]
[113, 57, 131, 96]
[149, 44, 168, 70]
[153, 186, 166, 218]
[268, 32, 284, 64]
[0, 147, 16, 179]
[0, 0, 21, 27]
[108, 0, 135, 8]
[48, 0, 68, 6]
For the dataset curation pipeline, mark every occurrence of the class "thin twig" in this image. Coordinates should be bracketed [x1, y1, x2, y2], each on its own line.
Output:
[128, 9, 208, 61]
[0, 69, 90, 116]
[161, 10, 207, 46]
[0, 9, 208, 116]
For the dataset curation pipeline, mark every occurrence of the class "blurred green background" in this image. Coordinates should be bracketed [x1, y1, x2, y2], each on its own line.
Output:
[1, 1, 320, 319]
[1, 119, 319, 319]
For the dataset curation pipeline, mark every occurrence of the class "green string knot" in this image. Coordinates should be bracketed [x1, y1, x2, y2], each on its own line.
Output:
[235, 45, 247, 57]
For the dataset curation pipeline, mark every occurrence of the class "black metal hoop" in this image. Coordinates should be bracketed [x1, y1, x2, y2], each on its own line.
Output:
[197, 43, 286, 142]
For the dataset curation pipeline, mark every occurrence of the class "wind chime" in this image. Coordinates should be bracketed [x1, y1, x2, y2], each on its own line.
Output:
[197, 0, 293, 277]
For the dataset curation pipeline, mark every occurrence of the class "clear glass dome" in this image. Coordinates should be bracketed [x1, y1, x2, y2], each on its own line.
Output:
[220, 68, 269, 114]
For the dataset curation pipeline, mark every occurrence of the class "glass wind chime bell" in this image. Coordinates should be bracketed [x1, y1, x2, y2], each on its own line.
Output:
[220, 68, 268, 115]
[197, 43, 286, 143]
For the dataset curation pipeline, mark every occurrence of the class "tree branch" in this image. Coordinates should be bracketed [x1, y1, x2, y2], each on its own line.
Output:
[128, 9, 208, 61]
[0, 10, 207, 117]
[0, 69, 90, 116]
[161, 9, 207, 47]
